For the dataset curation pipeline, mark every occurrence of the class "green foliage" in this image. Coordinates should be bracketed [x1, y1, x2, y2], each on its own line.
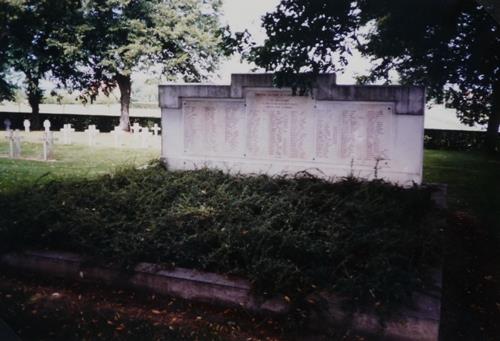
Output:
[0, 164, 443, 309]
[67, 0, 225, 100]
[236, 0, 358, 92]
[424, 129, 500, 151]
[244, 0, 500, 148]
[357, 1, 499, 129]
[1, 0, 85, 112]
[0, 0, 225, 123]
[0, 1, 20, 102]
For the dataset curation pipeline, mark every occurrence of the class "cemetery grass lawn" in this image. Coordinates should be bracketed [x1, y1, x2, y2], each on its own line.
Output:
[0, 141, 159, 193]
[424, 149, 500, 236]
[424, 149, 500, 341]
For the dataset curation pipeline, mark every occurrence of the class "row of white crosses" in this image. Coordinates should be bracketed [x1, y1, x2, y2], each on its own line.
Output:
[84, 124, 99, 146]
[3, 119, 24, 158]
[2, 119, 68, 160]
[2, 119, 52, 160]
[129, 122, 161, 148]
[60, 123, 75, 145]
[4, 130, 22, 158]
[131, 122, 161, 136]
[41, 120, 55, 160]
[3, 118, 160, 159]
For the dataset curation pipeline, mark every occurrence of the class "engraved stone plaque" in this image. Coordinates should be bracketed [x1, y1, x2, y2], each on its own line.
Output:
[245, 90, 315, 160]
[316, 102, 394, 167]
[160, 74, 425, 185]
[183, 100, 245, 157]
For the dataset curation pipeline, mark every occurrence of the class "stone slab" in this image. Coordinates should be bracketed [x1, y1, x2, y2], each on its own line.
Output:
[159, 73, 425, 185]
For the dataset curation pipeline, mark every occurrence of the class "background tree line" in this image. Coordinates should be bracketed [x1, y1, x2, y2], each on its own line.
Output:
[228, 0, 500, 152]
[1, 0, 498, 152]
[0, 0, 224, 130]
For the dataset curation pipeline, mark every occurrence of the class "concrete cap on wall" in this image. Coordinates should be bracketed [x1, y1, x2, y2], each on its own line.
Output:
[158, 73, 424, 116]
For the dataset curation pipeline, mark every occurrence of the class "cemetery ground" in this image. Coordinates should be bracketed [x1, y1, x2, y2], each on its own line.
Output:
[0, 131, 160, 193]
[0, 146, 499, 340]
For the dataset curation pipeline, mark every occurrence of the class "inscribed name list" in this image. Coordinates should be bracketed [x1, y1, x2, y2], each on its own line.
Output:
[246, 91, 314, 160]
[315, 101, 393, 165]
[183, 93, 393, 168]
[183, 100, 245, 156]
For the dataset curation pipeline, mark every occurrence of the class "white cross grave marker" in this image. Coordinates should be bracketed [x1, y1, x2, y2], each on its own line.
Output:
[131, 122, 141, 135]
[140, 126, 151, 148]
[110, 126, 124, 148]
[13, 130, 22, 157]
[60, 124, 75, 145]
[23, 119, 31, 133]
[41, 131, 54, 161]
[4, 130, 14, 157]
[5, 129, 22, 158]
[3, 118, 11, 131]
[151, 123, 161, 136]
[43, 119, 51, 132]
[84, 124, 99, 146]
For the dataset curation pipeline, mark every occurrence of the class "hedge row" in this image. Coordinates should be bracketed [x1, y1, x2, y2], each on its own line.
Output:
[0, 112, 160, 132]
[424, 129, 499, 151]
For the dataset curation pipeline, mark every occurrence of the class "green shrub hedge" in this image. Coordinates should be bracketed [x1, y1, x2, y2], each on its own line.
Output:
[424, 129, 499, 151]
[0, 163, 444, 311]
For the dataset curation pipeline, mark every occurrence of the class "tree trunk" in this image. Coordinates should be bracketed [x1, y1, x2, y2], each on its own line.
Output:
[26, 76, 42, 129]
[28, 96, 40, 115]
[116, 74, 131, 131]
[485, 83, 500, 153]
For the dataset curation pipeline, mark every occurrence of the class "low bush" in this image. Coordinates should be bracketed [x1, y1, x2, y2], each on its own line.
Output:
[0, 162, 444, 310]
[424, 129, 499, 151]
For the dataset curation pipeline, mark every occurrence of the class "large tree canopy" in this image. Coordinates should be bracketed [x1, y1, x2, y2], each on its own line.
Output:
[0, 0, 83, 117]
[1, 0, 224, 130]
[245, 0, 500, 151]
[67, 0, 225, 130]
[0, 1, 18, 102]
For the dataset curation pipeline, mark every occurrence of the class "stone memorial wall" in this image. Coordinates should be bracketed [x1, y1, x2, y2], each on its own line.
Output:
[159, 74, 425, 184]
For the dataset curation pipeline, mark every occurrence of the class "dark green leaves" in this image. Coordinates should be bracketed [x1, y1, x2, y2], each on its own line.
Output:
[0, 164, 444, 310]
